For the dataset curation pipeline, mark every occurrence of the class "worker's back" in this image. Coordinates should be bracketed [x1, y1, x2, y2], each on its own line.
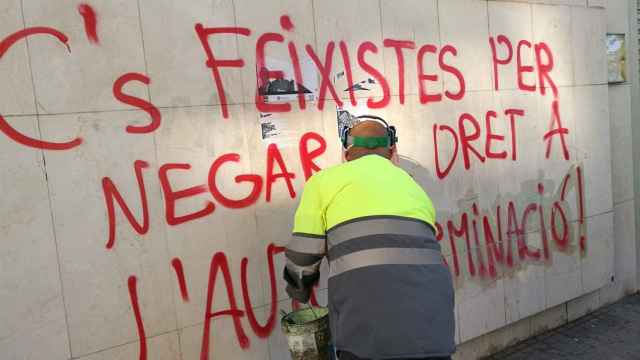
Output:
[292, 154, 456, 359]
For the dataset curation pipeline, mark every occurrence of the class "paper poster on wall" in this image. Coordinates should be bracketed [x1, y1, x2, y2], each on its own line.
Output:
[607, 33, 626, 83]
[333, 68, 380, 96]
[335, 102, 371, 138]
[258, 56, 318, 103]
[259, 113, 298, 148]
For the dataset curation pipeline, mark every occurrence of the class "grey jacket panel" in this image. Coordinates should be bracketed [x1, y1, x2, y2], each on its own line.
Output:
[328, 263, 456, 359]
[325, 221, 455, 358]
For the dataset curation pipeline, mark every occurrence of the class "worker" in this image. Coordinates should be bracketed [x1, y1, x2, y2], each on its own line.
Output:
[283, 115, 455, 360]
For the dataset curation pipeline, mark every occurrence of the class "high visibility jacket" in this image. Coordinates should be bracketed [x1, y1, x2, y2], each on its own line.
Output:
[284, 154, 455, 359]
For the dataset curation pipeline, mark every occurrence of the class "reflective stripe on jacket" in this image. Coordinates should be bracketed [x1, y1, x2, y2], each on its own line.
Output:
[284, 154, 455, 358]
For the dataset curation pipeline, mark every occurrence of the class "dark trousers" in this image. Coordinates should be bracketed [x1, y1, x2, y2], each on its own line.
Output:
[338, 351, 452, 360]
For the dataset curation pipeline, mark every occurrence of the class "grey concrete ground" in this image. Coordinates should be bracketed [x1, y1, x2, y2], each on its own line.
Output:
[486, 295, 640, 360]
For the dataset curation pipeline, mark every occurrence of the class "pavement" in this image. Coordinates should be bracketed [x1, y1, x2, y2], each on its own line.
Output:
[487, 294, 640, 360]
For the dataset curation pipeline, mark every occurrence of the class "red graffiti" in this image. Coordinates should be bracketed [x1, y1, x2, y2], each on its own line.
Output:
[0, 23, 570, 168]
[201, 252, 249, 360]
[439, 45, 465, 101]
[265, 143, 296, 201]
[299, 131, 327, 181]
[459, 113, 486, 170]
[433, 109, 523, 179]
[0, 27, 81, 150]
[537, 183, 551, 260]
[280, 15, 294, 32]
[433, 123, 459, 179]
[104, 132, 325, 249]
[357, 41, 390, 109]
[112, 73, 161, 134]
[171, 258, 189, 302]
[256, 32, 290, 113]
[195, 24, 251, 119]
[288, 39, 306, 110]
[417, 44, 440, 105]
[544, 100, 570, 160]
[102, 160, 150, 249]
[240, 244, 285, 338]
[281, 15, 305, 110]
[485, 111, 506, 159]
[159, 163, 215, 226]
[306, 42, 343, 110]
[447, 213, 471, 277]
[339, 41, 357, 106]
[128, 276, 147, 360]
[125, 175, 585, 356]
[436, 166, 586, 280]
[504, 109, 524, 161]
[189, 19, 469, 115]
[489, 35, 557, 96]
[482, 204, 503, 277]
[0, 27, 69, 58]
[130, 244, 326, 359]
[535, 43, 558, 97]
[489, 35, 512, 91]
[78, 3, 99, 44]
[516, 40, 536, 92]
[551, 201, 569, 251]
[208, 154, 263, 209]
[383, 39, 415, 105]
[471, 204, 488, 277]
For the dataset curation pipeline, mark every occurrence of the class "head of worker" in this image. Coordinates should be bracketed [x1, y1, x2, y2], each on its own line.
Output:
[342, 118, 399, 165]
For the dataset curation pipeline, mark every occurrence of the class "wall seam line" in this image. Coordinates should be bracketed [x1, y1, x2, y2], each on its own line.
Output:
[18, 0, 74, 358]
[136, 0, 153, 104]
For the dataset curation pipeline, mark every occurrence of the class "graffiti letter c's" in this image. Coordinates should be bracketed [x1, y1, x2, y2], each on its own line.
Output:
[0, 27, 82, 151]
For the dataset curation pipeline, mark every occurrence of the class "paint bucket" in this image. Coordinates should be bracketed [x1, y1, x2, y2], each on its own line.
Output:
[281, 306, 332, 360]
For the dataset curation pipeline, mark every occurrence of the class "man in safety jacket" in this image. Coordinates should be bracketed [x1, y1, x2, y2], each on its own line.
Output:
[283, 116, 455, 360]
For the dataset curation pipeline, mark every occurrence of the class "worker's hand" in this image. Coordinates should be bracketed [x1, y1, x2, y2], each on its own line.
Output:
[286, 283, 311, 303]
[283, 267, 314, 303]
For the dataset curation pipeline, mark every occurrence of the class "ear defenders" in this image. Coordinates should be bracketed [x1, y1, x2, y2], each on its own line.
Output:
[340, 114, 398, 150]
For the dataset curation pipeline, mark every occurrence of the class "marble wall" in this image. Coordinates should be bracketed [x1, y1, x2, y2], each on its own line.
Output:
[0, 1, 629, 359]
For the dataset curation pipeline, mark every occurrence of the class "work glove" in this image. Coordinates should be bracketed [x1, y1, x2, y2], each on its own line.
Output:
[283, 267, 317, 303]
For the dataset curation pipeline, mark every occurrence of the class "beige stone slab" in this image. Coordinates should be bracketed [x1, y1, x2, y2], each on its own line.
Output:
[139, 0, 245, 110]
[488, 2, 535, 92]
[234, 0, 316, 105]
[532, 4, 574, 87]
[439, 0, 493, 92]
[76, 332, 180, 360]
[381, 0, 441, 98]
[581, 212, 614, 294]
[313, 0, 386, 103]
[573, 85, 613, 218]
[39, 111, 176, 356]
[23, 0, 147, 114]
[608, 85, 634, 204]
[0, 0, 36, 116]
[458, 276, 507, 342]
[571, 6, 608, 85]
[178, 315, 269, 360]
[0, 116, 70, 360]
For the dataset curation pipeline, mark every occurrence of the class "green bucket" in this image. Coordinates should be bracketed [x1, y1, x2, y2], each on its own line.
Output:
[281, 307, 331, 360]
